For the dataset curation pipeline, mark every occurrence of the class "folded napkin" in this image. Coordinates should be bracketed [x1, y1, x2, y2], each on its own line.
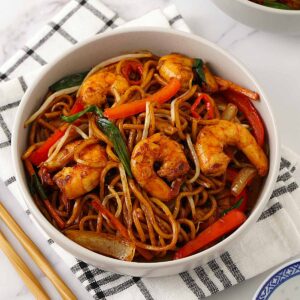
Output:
[0, 1, 300, 299]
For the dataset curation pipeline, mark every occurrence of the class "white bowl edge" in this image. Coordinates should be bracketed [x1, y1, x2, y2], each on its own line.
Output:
[12, 27, 280, 277]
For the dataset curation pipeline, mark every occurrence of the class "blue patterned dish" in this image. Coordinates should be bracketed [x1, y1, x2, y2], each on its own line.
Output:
[254, 259, 300, 300]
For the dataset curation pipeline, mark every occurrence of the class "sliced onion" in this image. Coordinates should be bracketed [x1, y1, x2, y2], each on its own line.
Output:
[77, 52, 152, 97]
[142, 101, 151, 139]
[186, 134, 200, 183]
[231, 167, 257, 196]
[24, 86, 80, 127]
[65, 230, 135, 261]
[221, 103, 238, 121]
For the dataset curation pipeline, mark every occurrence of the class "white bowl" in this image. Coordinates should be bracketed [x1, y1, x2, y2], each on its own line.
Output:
[12, 27, 280, 277]
[211, 0, 300, 35]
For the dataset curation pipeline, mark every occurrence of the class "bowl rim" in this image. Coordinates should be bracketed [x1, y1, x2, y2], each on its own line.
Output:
[235, 0, 300, 14]
[12, 26, 280, 270]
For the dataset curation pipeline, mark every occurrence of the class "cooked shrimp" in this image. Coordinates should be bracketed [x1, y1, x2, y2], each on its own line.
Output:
[43, 140, 81, 171]
[53, 165, 101, 200]
[157, 54, 194, 90]
[131, 133, 190, 201]
[79, 71, 129, 106]
[196, 120, 268, 177]
[74, 141, 108, 168]
[53, 143, 107, 199]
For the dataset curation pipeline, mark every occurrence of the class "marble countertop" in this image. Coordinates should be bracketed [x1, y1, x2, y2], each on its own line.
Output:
[0, 0, 299, 299]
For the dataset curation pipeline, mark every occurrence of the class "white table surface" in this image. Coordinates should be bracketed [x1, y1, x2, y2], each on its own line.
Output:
[0, 0, 300, 299]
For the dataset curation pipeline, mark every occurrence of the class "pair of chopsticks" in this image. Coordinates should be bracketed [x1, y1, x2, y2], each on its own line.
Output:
[0, 202, 76, 299]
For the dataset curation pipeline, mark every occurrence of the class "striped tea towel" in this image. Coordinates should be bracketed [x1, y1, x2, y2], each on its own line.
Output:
[0, 1, 300, 299]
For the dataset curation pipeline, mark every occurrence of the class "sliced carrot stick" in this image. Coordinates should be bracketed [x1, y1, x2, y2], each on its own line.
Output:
[104, 78, 181, 120]
[91, 200, 129, 238]
[174, 209, 247, 259]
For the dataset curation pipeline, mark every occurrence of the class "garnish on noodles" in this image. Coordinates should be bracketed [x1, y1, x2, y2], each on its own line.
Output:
[22, 52, 268, 261]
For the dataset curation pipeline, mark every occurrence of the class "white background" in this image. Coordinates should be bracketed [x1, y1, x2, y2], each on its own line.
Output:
[0, 0, 299, 299]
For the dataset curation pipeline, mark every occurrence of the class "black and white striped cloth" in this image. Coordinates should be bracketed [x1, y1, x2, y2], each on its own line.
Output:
[0, 1, 300, 299]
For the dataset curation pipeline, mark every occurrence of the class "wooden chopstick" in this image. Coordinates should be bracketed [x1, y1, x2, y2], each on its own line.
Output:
[0, 229, 50, 300]
[0, 203, 76, 300]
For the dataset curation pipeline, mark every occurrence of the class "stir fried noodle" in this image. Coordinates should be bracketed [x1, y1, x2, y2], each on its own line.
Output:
[23, 52, 268, 261]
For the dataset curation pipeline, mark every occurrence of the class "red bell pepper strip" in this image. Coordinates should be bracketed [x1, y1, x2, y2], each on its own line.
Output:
[121, 61, 143, 85]
[104, 78, 181, 120]
[91, 200, 153, 261]
[29, 128, 66, 166]
[70, 97, 84, 114]
[174, 210, 247, 259]
[223, 90, 265, 147]
[29, 98, 84, 166]
[191, 93, 215, 119]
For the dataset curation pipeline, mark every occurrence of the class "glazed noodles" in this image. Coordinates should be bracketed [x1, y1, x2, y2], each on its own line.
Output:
[22, 51, 269, 261]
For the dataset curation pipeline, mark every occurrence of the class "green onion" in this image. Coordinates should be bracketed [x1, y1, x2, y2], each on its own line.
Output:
[61, 105, 102, 122]
[62, 105, 132, 177]
[32, 174, 47, 201]
[221, 197, 244, 216]
[96, 117, 132, 177]
[263, 1, 291, 9]
[193, 58, 206, 86]
[49, 71, 88, 92]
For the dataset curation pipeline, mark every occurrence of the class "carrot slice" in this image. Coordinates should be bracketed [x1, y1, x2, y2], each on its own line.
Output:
[104, 78, 181, 120]
[91, 200, 129, 238]
[174, 210, 247, 259]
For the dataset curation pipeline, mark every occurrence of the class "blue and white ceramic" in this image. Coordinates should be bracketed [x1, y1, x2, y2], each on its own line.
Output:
[254, 259, 300, 300]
